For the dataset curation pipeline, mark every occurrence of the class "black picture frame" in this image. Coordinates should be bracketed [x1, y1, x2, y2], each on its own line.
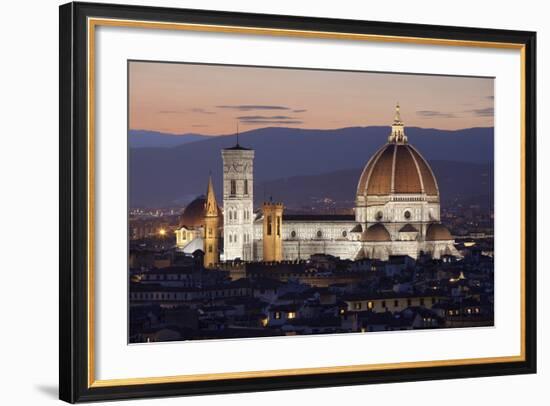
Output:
[59, 1, 537, 403]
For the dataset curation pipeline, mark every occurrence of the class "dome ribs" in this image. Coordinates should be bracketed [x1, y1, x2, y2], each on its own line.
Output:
[393, 145, 422, 194]
[365, 145, 394, 195]
[408, 145, 439, 196]
[356, 145, 387, 197]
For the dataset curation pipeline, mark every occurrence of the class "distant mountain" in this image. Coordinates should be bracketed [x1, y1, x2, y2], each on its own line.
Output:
[258, 161, 494, 209]
[129, 126, 494, 207]
[129, 130, 209, 148]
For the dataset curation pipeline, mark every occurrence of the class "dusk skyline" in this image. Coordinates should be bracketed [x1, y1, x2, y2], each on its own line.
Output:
[129, 61, 494, 135]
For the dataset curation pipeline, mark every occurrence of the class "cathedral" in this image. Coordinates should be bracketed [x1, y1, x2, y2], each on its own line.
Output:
[175, 105, 459, 268]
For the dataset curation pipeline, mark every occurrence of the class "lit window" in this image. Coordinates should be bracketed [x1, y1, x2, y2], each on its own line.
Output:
[274, 311, 281, 319]
[287, 311, 296, 319]
[354, 303, 362, 310]
[367, 301, 373, 309]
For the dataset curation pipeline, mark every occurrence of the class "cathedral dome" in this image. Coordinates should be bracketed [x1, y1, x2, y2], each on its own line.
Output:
[363, 223, 391, 242]
[357, 143, 439, 197]
[426, 223, 452, 241]
[179, 196, 222, 228]
[356, 104, 439, 199]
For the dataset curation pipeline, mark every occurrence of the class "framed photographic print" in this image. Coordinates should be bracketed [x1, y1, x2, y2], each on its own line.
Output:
[59, 1, 537, 403]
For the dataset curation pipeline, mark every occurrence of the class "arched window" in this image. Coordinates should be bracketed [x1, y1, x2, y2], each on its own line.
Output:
[267, 216, 272, 235]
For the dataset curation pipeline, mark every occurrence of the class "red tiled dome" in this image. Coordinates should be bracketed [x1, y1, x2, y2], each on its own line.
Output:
[363, 223, 391, 242]
[356, 143, 439, 197]
[179, 196, 222, 228]
[426, 223, 452, 241]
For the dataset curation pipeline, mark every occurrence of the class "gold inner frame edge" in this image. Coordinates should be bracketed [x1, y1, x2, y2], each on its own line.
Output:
[86, 17, 527, 388]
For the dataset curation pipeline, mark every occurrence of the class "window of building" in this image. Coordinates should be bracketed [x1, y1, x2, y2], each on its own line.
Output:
[274, 311, 281, 320]
[230, 179, 236, 196]
[404, 210, 411, 220]
[229, 211, 232, 220]
[407, 299, 412, 306]
[431, 297, 436, 305]
[342, 230, 347, 237]
[276, 216, 281, 236]
[208, 227, 212, 237]
[354, 302, 362, 310]
[394, 300, 399, 307]
[291, 230, 296, 238]
[420, 298, 425, 306]
[267, 216, 272, 235]
[208, 244, 212, 253]
[367, 301, 373, 310]
[244, 179, 248, 195]
[287, 311, 296, 319]
[317, 230, 322, 238]
[381, 300, 386, 308]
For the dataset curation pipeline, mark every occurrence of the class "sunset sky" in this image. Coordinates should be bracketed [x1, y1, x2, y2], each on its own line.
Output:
[129, 61, 494, 135]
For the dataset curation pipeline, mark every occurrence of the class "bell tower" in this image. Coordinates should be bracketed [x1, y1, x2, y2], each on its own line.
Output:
[203, 175, 220, 268]
[222, 137, 255, 261]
